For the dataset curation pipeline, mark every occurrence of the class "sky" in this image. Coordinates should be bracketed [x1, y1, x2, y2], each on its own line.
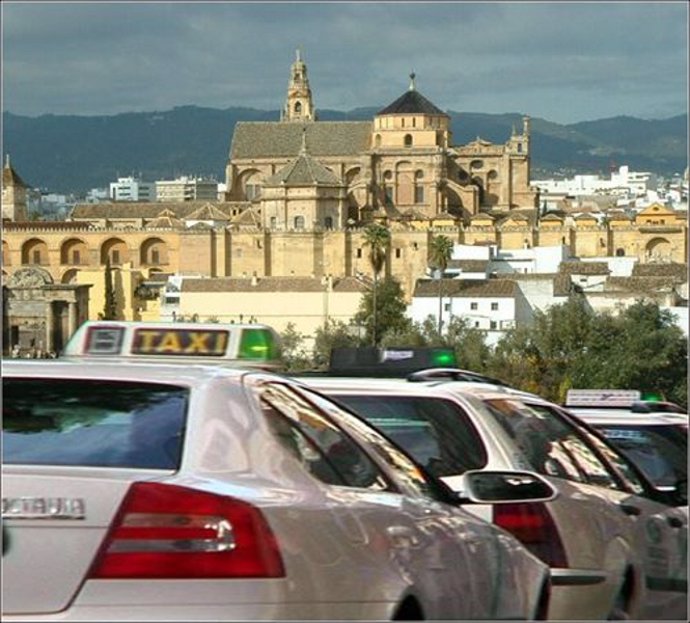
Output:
[2, 1, 688, 124]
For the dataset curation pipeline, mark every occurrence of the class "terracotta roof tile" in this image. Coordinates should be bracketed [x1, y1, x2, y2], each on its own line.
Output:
[230, 121, 371, 159]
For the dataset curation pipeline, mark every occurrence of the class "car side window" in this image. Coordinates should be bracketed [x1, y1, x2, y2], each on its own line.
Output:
[527, 404, 621, 491]
[259, 383, 388, 491]
[483, 399, 586, 482]
[301, 388, 445, 500]
[580, 428, 647, 495]
[333, 394, 488, 478]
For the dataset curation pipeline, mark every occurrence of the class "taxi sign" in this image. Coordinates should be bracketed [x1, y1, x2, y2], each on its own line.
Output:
[131, 328, 228, 356]
[565, 389, 641, 408]
[62, 321, 282, 369]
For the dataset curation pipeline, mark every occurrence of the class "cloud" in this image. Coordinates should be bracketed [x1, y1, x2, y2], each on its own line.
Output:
[2, 1, 687, 123]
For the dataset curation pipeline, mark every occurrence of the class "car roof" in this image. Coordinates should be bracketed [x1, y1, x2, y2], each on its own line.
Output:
[296, 375, 542, 402]
[2, 359, 253, 385]
[567, 407, 689, 427]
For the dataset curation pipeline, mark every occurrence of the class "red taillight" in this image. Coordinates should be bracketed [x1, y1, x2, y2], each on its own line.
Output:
[494, 502, 568, 568]
[90, 482, 285, 579]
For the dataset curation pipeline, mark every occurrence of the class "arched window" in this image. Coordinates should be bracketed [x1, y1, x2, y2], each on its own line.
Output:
[404, 134, 413, 147]
[325, 216, 333, 229]
[294, 215, 305, 230]
[415, 170, 424, 204]
[294, 102, 302, 115]
[616, 248, 625, 257]
[375, 134, 382, 148]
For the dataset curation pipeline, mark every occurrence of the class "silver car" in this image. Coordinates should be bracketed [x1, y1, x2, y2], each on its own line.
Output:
[302, 377, 688, 620]
[2, 360, 551, 621]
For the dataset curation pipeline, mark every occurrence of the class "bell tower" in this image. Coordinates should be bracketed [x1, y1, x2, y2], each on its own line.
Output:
[281, 48, 316, 122]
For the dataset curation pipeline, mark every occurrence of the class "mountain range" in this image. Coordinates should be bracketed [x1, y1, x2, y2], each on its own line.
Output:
[2, 107, 687, 196]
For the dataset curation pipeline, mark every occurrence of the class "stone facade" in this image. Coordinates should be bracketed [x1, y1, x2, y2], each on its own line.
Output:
[1, 52, 687, 344]
[2, 156, 29, 222]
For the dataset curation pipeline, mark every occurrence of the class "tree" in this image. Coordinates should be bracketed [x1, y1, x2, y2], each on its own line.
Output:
[354, 277, 409, 346]
[429, 234, 454, 334]
[313, 319, 362, 369]
[362, 223, 390, 345]
[279, 323, 313, 373]
[102, 257, 117, 320]
[488, 297, 688, 407]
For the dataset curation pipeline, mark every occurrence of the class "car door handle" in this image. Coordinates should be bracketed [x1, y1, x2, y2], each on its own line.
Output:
[667, 516, 684, 529]
[618, 503, 641, 516]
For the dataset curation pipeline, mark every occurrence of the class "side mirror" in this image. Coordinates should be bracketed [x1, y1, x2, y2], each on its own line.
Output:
[447, 470, 558, 504]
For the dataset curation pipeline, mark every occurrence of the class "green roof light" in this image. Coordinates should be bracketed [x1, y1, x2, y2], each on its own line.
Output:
[431, 349, 457, 366]
[238, 328, 279, 361]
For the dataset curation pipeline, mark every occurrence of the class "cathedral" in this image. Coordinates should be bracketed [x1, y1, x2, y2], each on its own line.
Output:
[224, 50, 537, 227]
[1, 51, 687, 353]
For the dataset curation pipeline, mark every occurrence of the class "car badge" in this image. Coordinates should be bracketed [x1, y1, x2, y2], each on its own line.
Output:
[1, 497, 86, 520]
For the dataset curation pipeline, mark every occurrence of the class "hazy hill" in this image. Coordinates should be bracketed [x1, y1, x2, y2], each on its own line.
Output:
[2, 107, 686, 195]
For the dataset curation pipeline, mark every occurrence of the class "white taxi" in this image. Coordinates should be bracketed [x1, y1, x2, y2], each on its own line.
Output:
[2, 360, 552, 621]
[565, 401, 687, 514]
[300, 377, 688, 620]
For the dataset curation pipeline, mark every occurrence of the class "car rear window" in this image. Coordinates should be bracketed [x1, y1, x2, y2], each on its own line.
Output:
[596, 424, 687, 488]
[3, 378, 188, 469]
[332, 394, 487, 477]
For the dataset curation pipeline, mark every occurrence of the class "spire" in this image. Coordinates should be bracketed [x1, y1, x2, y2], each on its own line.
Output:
[409, 71, 416, 91]
[282, 47, 315, 122]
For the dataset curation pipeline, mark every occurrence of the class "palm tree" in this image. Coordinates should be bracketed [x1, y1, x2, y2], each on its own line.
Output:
[362, 223, 391, 345]
[429, 234, 454, 336]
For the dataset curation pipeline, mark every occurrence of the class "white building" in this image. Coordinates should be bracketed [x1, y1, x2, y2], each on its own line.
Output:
[110, 176, 156, 202]
[409, 279, 531, 346]
[446, 243, 571, 277]
[155, 176, 218, 202]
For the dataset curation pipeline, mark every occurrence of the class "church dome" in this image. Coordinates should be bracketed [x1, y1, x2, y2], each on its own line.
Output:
[377, 74, 447, 117]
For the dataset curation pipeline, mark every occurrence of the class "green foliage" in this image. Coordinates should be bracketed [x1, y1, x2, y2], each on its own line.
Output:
[489, 298, 688, 407]
[429, 234, 454, 273]
[313, 319, 363, 369]
[279, 323, 313, 373]
[102, 258, 117, 320]
[362, 223, 390, 277]
[354, 277, 410, 346]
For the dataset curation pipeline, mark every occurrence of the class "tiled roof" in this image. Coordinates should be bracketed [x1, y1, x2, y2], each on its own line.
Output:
[145, 208, 185, 229]
[3, 220, 92, 230]
[377, 89, 446, 116]
[447, 259, 489, 272]
[2, 161, 27, 188]
[186, 203, 233, 221]
[553, 274, 574, 296]
[560, 261, 610, 275]
[605, 276, 683, 293]
[231, 206, 261, 227]
[265, 152, 341, 186]
[632, 263, 688, 279]
[181, 276, 367, 293]
[413, 278, 518, 298]
[70, 201, 247, 220]
[230, 121, 371, 159]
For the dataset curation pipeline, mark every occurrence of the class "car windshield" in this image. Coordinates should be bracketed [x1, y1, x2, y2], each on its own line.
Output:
[3, 378, 188, 469]
[594, 424, 687, 488]
[329, 394, 487, 477]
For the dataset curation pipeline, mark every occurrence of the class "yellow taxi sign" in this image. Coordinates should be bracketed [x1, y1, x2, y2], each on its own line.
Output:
[64, 320, 283, 370]
[132, 329, 228, 356]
